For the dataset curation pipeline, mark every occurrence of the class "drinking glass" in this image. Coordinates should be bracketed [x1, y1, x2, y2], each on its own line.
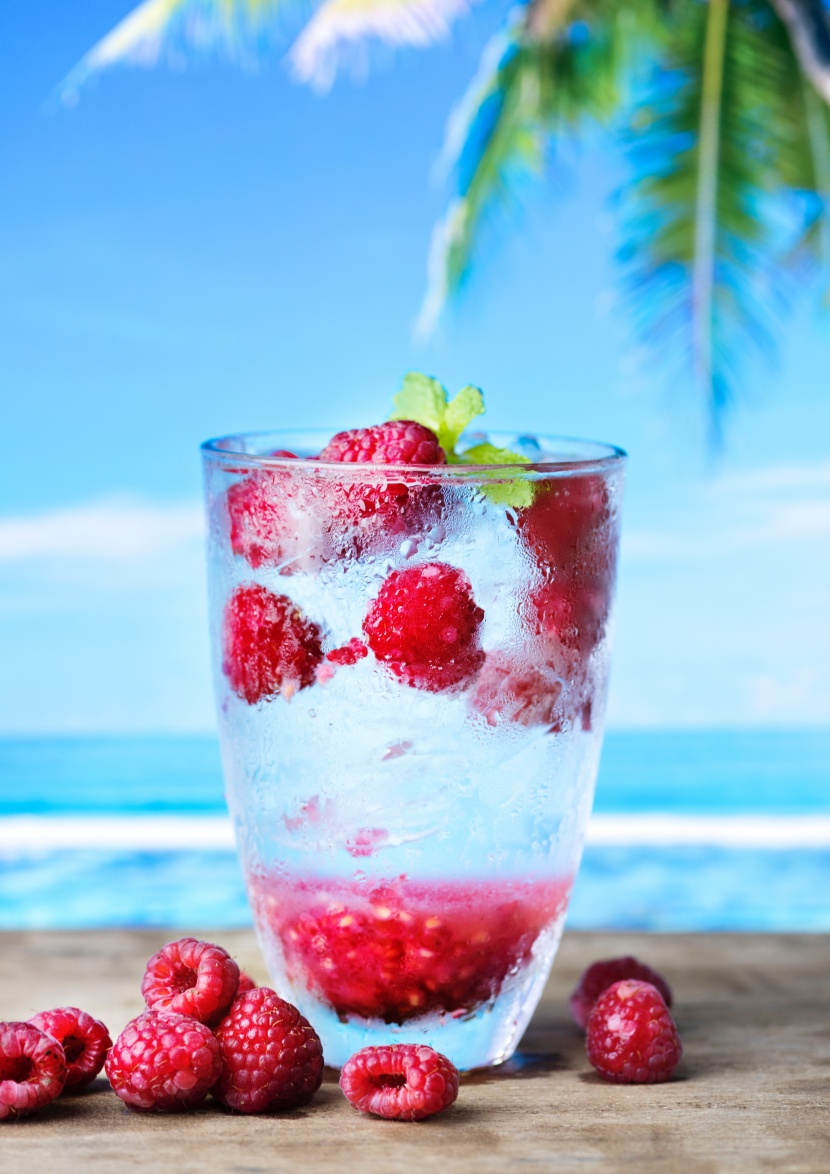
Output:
[202, 430, 625, 1069]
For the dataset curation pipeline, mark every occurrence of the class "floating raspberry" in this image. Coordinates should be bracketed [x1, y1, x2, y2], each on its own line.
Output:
[223, 584, 323, 705]
[363, 562, 484, 692]
[586, 980, 682, 1084]
[513, 474, 610, 570]
[141, 937, 240, 1027]
[0, 1022, 67, 1121]
[253, 872, 570, 1023]
[320, 421, 445, 467]
[340, 1044, 459, 1121]
[317, 421, 447, 553]
[213, 987, 324, 1114]
[27, 1007, 111, 1092]
[468, 653, 565, 730]
[326, 638, 369, 666]
[106, 1012, 221, 1112]
[570, 956, 673, 1030]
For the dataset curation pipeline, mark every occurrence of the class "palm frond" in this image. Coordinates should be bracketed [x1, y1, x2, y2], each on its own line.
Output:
[419, 0, 661, 334]
[618, 0, 820, 432]
[58, 0, 283, 106]
[289, 0, 478, 91]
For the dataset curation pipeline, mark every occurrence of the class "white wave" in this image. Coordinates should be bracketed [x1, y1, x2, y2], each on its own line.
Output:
[2, 814, 830, 852]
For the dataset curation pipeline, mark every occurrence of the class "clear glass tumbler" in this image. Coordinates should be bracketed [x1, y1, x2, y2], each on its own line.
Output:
[202, 430, 625, 1069]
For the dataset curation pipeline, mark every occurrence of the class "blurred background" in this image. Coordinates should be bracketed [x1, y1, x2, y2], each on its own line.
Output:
[2, 0, 829, 930]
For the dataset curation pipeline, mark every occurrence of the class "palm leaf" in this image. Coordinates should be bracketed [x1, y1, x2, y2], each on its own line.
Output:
[618, 0, 822, 432]
[58, 0, 283, 106]
[418, 0, 662, 334]
[289, 0, 479, 91]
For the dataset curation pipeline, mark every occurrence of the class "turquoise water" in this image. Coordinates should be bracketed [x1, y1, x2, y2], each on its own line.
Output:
[1, 731, 829, 930]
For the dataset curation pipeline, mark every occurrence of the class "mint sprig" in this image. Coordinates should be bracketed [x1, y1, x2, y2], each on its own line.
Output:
[389, 371, 534, 508]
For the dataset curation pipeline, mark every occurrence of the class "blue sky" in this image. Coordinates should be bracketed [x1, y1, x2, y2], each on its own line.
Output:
[2, 0, 830, 733]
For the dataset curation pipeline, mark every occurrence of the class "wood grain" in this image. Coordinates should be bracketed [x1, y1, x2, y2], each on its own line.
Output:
[1, 931, 828, 1172]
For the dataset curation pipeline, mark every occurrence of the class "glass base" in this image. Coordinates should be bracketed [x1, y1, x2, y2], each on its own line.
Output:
[254, 910, 567, 1071]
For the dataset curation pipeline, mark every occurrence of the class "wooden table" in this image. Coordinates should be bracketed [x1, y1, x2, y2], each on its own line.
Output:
[1, 931, 828, 1172]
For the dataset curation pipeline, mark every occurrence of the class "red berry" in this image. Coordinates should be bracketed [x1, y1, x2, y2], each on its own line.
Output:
[223, 584, 323, 705]
[106, 1012, 221, 1112]
[0, 1022, 67, 1120]
[468, 653, 566, 730]
[363, 562, 485, 692]
[141, 937, 240, 1027]
[27, 1007, 111, 1092]
[340, 1044, 459, 1121]
[320, 422, 446, 546]
[236, 971, 257, 995]
[586, 980, 682, 1084]
[513, 474, 610, 570]
[252, 873, 570, 1023]
[326, 638, 369, 666]
[320, 421, 445, 467]
[213, 987, 324, 1114]
[570, 956, 673, 1030]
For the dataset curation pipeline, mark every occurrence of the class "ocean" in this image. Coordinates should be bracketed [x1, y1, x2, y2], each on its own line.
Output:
[1, 730, 828, 930]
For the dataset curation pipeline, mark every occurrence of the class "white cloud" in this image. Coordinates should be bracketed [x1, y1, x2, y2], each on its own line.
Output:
[0, 498, 205, 562]
[623, 458, 830, 563]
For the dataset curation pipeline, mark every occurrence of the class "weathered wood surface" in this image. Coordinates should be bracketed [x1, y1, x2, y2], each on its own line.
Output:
[1, 931, 828, 1172]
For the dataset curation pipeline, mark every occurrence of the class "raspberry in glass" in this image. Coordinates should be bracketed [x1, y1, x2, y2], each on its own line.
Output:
[586, 979, 682, 1084]
[27, 1007, 111, 1092]
[513, 474, 610, 570]
[363, 562, 485, 692]
[252, 872, 570, 1023]
[571, 956, 673, 1030]
[141, 937, 240, 1027]
[213, 987, 324, 1113]
[223, 584, 323, 705]
[468, 653, 566, 730]
[320, 421, 445, 467]
[340, 1044, 459, 1121]
[106, 1011, 221, 1111]
[0, 1022, 67, 1121]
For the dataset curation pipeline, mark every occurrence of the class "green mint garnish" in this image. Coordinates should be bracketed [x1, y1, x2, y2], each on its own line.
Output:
[389, 371, 534, 508]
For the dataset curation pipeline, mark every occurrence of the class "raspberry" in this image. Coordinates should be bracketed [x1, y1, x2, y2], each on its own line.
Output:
[340, 1044, 459, 1121]
[27, 1008, 111, 1092]
[319, 422, 446, 547]
[363, 562, 485, 692]
[585, 980, 682, 1084]
[468, 653, 565, 730]
[252, 872, 570, 1023]
[513, 474, 610, 570]
[0, 1022, 67, 1120]
[320, 421, 445, 467]
[236, 971, 257, 995]
[213, 987, 324, 1113]
[326, 638, 369, 666]
[570, 956, 673, 1030]
[141, 937, 240, 1027]
[223, 584, 323, 705]
[106, 1012, 221, 1111]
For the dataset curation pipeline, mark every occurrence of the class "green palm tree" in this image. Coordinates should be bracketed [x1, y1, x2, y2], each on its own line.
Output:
[62, 0, 830, 433]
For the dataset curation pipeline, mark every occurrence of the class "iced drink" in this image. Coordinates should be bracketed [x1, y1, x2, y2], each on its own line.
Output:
[202, 413, 624, 1069]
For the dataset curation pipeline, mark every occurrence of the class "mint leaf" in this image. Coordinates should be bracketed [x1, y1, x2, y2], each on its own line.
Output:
[459, 443, 534, 508]
[388, 371, 534, 507]
[390, 372, 447, 435]
[440, 385, 485, 452]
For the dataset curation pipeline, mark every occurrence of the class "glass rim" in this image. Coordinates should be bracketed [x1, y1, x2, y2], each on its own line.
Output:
[201, 429, 627, 477]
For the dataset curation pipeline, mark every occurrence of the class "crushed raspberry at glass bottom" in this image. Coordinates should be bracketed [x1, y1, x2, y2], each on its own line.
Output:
[250, 871, 572, 1069]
